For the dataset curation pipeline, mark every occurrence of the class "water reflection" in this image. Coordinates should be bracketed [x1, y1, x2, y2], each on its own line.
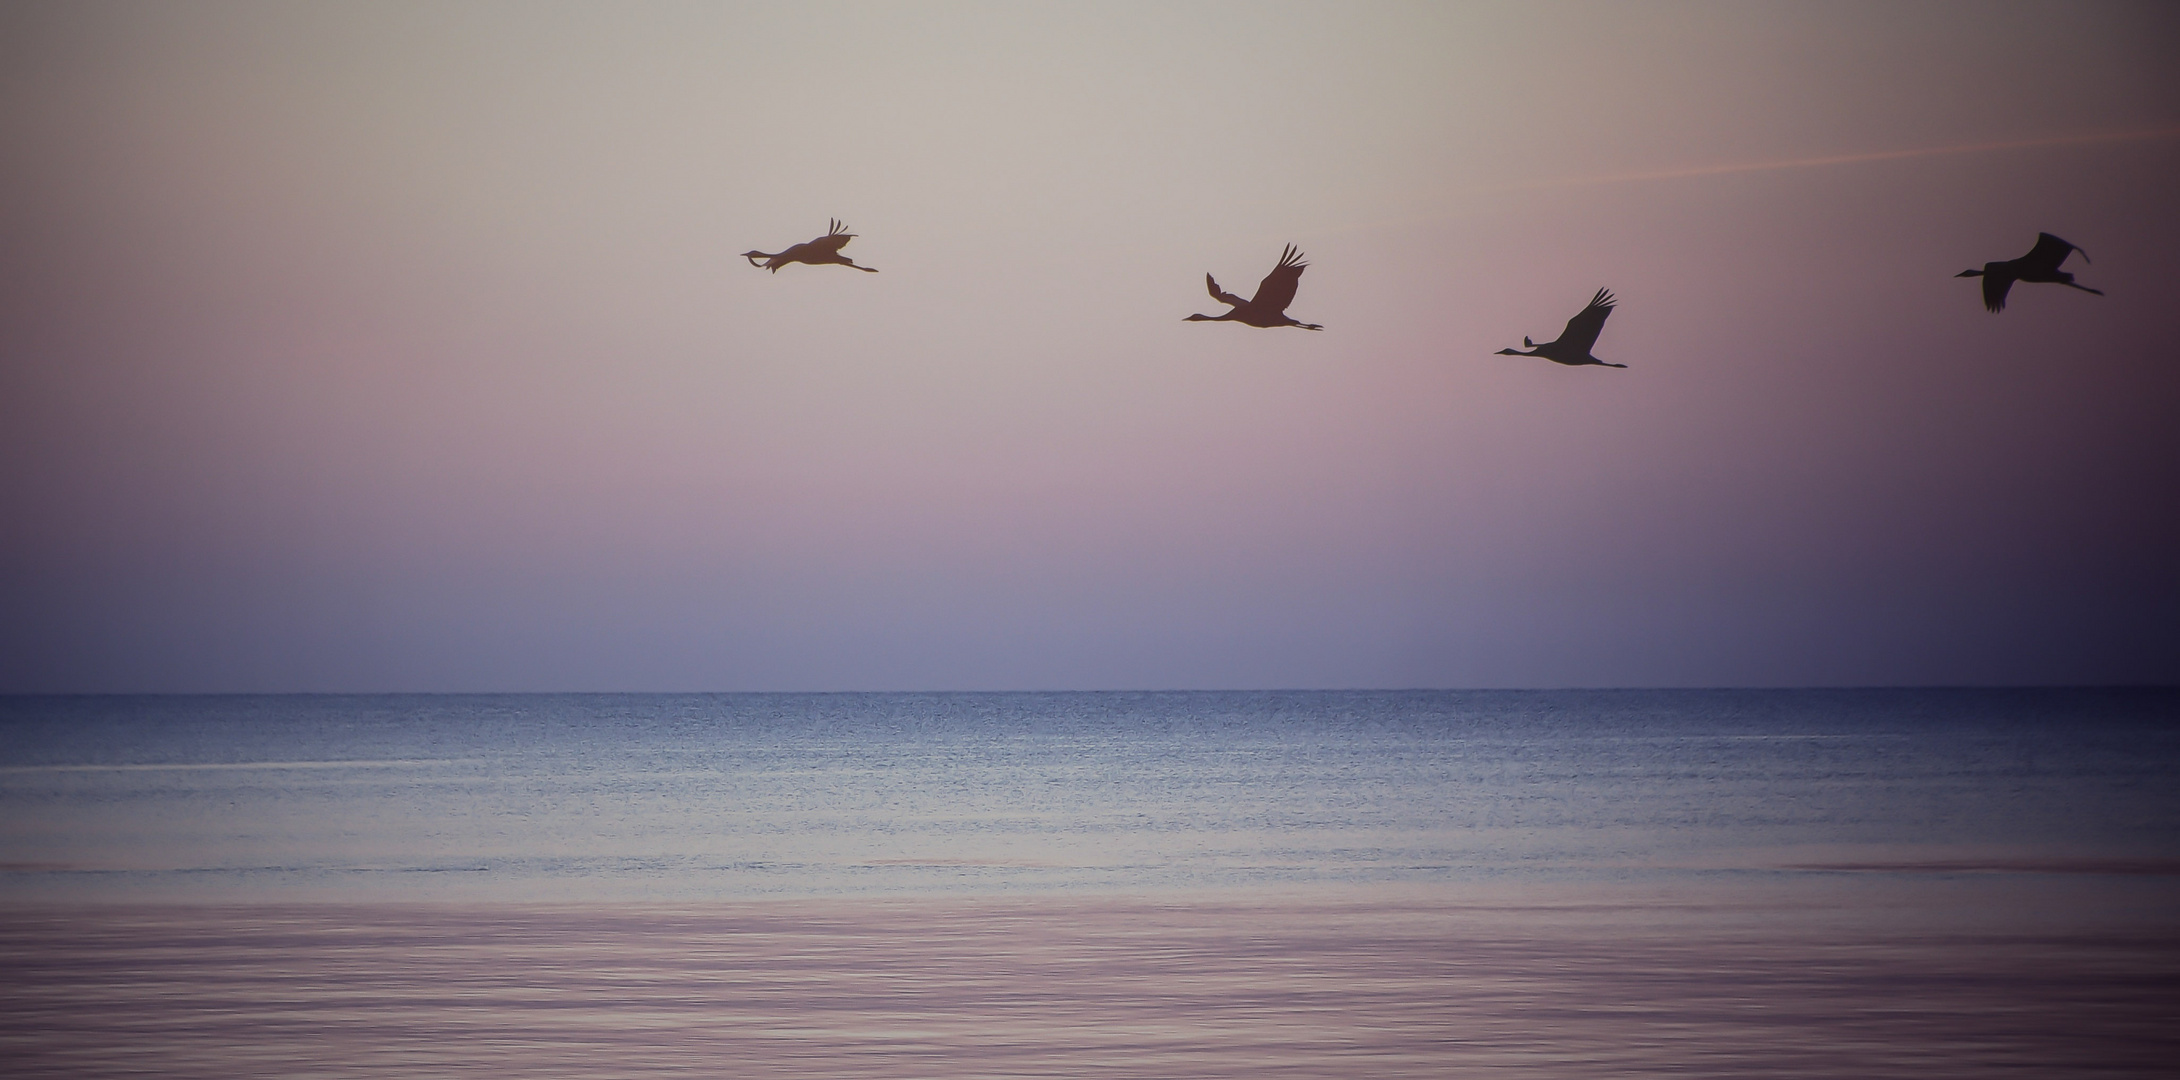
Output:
[2, 894, 2174, 1078]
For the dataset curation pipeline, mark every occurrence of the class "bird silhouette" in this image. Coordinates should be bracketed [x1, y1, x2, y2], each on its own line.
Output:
[741, 219, 879, 273]
[1495, 289, 1623, 367]
[1957, 233, 2100, 312]
[1185, 245, 1323, 330]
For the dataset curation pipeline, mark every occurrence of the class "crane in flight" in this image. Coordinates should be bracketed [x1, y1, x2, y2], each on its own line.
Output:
[1957, 233, 2100, 312]
[1185, 245, 1323, 330]
[1495, 289, 1623, 368]
[742, 219, 879, 273]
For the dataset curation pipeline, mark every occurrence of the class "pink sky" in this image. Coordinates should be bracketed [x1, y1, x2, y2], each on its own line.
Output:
[2, 1, 2175, 690]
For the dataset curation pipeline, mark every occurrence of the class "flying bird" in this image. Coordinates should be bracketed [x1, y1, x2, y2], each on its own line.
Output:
[742, 219, 879, 273]
[1495, 289, 1623, 367]
[1185, 245, 1323, 330]
[1957, 233, 2100, 312]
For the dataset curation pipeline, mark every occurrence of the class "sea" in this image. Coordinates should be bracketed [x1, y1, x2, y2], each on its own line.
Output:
[2, 689, 2176, 1077]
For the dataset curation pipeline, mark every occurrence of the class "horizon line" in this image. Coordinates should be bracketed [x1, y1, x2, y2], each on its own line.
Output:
[3, 685, 2173, 697]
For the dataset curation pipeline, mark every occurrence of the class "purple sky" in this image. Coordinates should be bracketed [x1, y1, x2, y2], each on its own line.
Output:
[3, 1, 2176, 691]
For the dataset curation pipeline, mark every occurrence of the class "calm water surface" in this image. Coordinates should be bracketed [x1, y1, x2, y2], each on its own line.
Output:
[2, 689, 2174, 903]
[2, 690, 2176, 1077]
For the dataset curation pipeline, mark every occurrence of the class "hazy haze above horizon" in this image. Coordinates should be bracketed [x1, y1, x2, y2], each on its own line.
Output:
[3, 0, 2176, 691]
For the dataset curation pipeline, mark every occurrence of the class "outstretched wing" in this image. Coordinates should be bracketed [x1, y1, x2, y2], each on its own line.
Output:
[2023, 233, 2082, 273]
[1206, 274, 1247, 308]
[809, 219, 856, 253]
[1247, 244, 1308, 315]
[1982, 273, 2011, 313]
[1558, 288, 1615, 353]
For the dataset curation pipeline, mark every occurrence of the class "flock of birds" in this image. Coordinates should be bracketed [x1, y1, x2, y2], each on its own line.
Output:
[744, 222, 2103, 368]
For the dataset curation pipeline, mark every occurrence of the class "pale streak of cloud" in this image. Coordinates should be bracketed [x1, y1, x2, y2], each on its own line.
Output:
[1514, 126, 2180, 193]
[1328, 125, 2180, 239]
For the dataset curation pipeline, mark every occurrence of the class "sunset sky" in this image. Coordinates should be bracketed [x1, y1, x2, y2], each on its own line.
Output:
[3, 0, 2175, 692]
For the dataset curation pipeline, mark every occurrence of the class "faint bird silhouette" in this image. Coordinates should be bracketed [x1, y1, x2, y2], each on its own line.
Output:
[1495, 289, 1623, 367]
[1185, 245, 1323, 330]
[742, 219, 879, 273]
[1958, 233, 2100, 312]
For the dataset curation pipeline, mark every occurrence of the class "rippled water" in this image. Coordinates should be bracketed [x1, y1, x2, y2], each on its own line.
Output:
[5, 897, 2176, 1079]
[2, 690, 2176, 1076]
